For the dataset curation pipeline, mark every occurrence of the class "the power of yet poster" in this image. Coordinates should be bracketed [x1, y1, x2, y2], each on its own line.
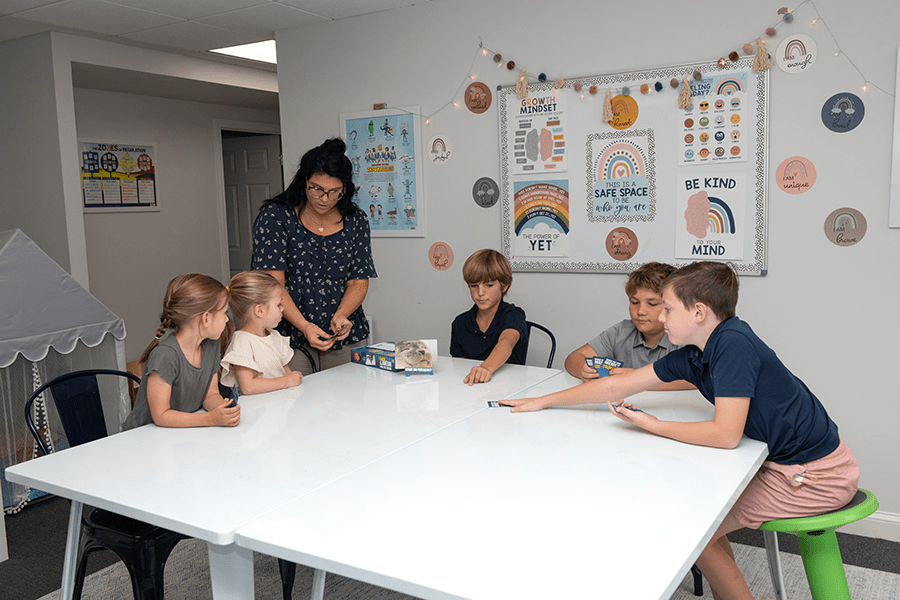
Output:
[513, 180, 570, 258]
[507, 91, 567, 175]
[676, 174, 745, 260]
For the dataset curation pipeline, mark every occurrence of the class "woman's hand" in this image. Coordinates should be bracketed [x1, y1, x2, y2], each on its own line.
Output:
[329, 314, 352, 341]
[304, 322, 337, 351]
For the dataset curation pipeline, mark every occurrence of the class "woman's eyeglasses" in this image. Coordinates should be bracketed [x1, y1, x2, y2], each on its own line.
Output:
[307, 184, 344, 201]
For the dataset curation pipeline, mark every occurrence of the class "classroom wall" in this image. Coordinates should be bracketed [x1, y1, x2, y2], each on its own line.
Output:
[276, 0, 900, 539]
[75, 88, 280, 360]
[0, 32, 279, 361]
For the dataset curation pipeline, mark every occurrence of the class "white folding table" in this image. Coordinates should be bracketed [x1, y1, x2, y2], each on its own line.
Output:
[5, 358, 559, 600]
[236, 373, 769, 600]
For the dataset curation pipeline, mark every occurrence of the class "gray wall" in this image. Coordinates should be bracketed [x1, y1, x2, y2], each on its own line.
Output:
[75, 88, 279, 359]
[275, 0, 900, 538]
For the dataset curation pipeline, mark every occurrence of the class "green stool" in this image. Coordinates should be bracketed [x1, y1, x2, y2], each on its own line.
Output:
[759, 489, 878, 600]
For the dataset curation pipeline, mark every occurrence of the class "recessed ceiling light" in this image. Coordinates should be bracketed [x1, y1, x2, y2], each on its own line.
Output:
[210, 40, 276, 64]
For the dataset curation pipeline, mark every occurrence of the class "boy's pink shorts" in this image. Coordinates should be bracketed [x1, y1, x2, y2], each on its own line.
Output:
[730, 437, 860, 529]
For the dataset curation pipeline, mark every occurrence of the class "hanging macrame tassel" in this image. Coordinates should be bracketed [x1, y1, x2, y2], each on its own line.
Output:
[677, 77, 692, 109]
[752, 38, 771, 73]
[515, 69, 528, 99]
[602, 89, 613, 123]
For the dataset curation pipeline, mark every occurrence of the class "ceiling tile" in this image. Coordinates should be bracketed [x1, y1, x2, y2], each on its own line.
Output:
[277, 0, 429, 20]
[17, 0, 181, 35]
[119, 19, 265, 52]
[0, 0, 62, 17]
[105, 0, 270, 21]
[197, 3, 328, 34]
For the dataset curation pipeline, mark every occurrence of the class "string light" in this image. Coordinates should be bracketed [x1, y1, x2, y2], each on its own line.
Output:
[396, 4, 891, 128]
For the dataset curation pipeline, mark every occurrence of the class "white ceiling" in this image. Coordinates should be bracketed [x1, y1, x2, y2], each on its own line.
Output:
[0, 0, 434, 65]
[1, 1, 434, 110]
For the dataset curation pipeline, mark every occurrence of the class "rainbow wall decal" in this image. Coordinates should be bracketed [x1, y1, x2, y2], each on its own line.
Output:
[707, 197, 736, 234]
[431, 138, 446, 153]
[716, 78, 744, 96]
[783, 39, 807, 59]
[596, 142, 646, 181]
[611, 96, 631, 115]
[831, 97, 856, 115]
[832, 212, 858, 231]
[783, 159, 808, 178]
[514, 183, 570, 235]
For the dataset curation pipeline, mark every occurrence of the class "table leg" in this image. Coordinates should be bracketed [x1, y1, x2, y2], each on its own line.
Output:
[208, 542, 255, 600]
[763, 529, 786, 600]
[59, 500, 83, 600]
[311, 568, 327, 600]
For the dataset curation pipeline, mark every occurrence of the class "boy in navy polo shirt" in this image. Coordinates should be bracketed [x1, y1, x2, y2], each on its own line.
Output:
[504, 261, 858, 600]
[450, 249, 529, 385]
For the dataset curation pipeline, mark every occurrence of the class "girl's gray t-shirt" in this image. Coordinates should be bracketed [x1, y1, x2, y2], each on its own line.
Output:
[121, 331, 219, 431]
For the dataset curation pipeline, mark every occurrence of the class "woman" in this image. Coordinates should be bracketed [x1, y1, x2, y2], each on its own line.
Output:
[252, 138, 376, 375]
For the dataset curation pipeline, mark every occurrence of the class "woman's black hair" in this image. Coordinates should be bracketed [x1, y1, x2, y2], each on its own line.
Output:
[264, 138, 358, 219]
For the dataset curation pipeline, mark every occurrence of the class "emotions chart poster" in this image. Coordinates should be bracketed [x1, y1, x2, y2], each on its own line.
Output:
[498, 58, 768, 274]
[679, 70, 749, 165]
[341, 106, 424, 237]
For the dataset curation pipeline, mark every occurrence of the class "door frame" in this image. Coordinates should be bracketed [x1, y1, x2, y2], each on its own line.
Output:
[213, 119, 282, 282]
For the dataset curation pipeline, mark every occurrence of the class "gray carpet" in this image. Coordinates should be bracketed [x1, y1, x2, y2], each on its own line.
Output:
[34, 537, 900, 600]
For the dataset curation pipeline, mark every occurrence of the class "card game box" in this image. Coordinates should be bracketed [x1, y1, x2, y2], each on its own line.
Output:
[351, 340, 437, 374]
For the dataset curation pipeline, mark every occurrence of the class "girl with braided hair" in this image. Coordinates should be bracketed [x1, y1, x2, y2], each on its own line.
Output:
[121, 273, 240, 430]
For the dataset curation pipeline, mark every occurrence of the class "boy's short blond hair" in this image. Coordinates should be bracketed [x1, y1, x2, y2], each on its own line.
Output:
[662, 261, 739, 321]
[624, 262, 676, 297]
[462, 249, 513, 295]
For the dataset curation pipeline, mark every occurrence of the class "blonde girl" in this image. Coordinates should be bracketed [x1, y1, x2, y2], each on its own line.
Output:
[220, 271, 302, 394]
[122, 273, 240, 430]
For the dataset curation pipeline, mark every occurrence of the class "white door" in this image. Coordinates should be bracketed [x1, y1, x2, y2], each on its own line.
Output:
[223, 134, 284, 278]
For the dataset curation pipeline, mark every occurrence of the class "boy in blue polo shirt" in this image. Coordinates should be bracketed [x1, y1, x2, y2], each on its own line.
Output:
[450, 249, 528, 385]
[504, 261, 858, 600]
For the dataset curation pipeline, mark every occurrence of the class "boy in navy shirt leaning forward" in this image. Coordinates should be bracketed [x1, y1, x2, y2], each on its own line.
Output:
[450, 249, 529, 385]
[503, 261, 858, 600]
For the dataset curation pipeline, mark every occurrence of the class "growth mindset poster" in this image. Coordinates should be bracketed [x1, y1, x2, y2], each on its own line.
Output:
[676, 173, 745, 260]
[506, 90, 567, 175]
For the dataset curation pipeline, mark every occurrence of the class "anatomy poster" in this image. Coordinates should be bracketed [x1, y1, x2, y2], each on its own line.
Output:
[513, 180, 570, 258]
[676, 173, 745, 260]
[341, 106, 424, 237]
[506, 90, 567, 175]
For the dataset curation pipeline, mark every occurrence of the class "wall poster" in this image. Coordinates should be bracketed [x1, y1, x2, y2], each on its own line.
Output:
[499, 58, 769, 274]
[80, 140, 158, 212]
[341, 106, 424, 237]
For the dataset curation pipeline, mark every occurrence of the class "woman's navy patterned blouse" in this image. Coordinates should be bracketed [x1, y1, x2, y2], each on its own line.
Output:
[252, 202, 377, 350]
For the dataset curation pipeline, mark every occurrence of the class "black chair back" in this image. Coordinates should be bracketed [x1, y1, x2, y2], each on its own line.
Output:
[526, 321, 557, 369]
[25, 369, 140, 455]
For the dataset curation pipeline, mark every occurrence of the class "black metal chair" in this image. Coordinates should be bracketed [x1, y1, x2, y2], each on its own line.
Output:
[525, 321, 557, 368]
[24, 369, 187, 600]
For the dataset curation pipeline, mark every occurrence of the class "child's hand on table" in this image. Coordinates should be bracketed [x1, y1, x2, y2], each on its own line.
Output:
[464, 365, 495, 385]
[579, 363, 600, 382]
[209, 399, 241, 427]
[501, 397, 549, 412]
[608, 401, 656, 428]
[284, 371, 303, 388]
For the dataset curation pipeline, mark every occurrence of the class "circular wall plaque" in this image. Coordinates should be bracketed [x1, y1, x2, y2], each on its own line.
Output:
[429, 241, 454, 270]
[465, 82, 492, 114]
[472, 177, 499, 208]
[824, 207, 866, 247]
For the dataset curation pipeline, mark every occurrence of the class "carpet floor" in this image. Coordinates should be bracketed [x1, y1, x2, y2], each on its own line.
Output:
[30, 536, 900, 600]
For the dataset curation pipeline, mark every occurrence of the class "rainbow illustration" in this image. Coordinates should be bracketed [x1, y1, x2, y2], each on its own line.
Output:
[832, 212, 857, 231]
[596, 142, 646, 181]
[707, 197, 736, 234]
[611, 96, 631, 115]
[431, 138, 447, 153]
[783, 38, 807, 60]
[830, 96, 856, 115]
[716, 78, 744, 96]
[783, 159, 808, 179]
[514, 184, 570, 235]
